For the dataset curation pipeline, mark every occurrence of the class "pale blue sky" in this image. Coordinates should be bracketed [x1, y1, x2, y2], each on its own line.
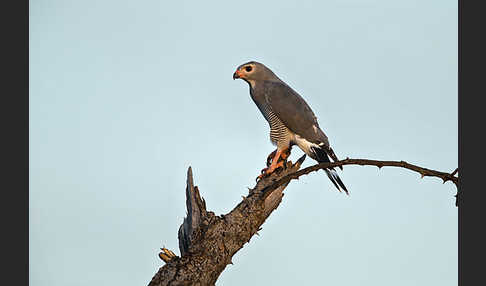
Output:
[29, 0, 457, 285]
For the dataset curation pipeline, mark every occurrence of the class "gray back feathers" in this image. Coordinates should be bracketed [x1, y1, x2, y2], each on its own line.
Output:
[246, 62, 330, 147]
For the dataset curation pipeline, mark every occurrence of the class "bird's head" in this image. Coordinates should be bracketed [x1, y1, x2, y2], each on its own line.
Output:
[233, 61, 278, 85]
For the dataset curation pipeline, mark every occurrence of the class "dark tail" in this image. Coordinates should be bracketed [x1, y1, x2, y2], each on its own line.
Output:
[311, 146, 349, 195]
[327, 147, 343, 170]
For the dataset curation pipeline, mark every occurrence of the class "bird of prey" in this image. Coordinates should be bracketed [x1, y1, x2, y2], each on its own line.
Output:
[233, 61, 348, 194]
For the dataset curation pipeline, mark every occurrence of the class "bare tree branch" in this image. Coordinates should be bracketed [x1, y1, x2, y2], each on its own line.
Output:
[262, 158, 459, 194]
[148, 156, 458, 286]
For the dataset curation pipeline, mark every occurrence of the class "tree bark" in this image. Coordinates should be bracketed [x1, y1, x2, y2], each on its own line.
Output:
[148, 156, 458, 286]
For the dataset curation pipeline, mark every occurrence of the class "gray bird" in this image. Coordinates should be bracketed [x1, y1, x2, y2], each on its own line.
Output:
[233, 61, 348, 194]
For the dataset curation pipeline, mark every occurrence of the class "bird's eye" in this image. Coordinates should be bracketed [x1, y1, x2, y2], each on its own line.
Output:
[245, 66, 253, 72]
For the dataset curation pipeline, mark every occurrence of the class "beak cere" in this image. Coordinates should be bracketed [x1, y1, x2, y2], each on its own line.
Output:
[233, 70, 241, 80]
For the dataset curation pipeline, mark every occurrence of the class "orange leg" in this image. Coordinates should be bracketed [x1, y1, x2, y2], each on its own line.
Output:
[257, 147, 291, 181]
[266, 149, 277, 167]
[266, 146, 292, 167]
[280, 146, 291, 161]
[266, 149, 285, 173]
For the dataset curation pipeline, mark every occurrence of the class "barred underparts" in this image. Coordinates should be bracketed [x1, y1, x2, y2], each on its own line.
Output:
[262, 104, 293, 148]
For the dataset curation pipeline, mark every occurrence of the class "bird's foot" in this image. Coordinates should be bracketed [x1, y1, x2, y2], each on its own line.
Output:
[266, 147, 291, 167]
[266, 150, 277, 167]
[256, 168, 268, 182]
[256, 160, 285, 182]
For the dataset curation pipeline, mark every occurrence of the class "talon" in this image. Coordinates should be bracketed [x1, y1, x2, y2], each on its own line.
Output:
[263, 160, 285, 175]
[256, 173, 266, 182]
[257, 147, 291, 182]
[266, 149, 277, 167]
[256, 167, 270, 182]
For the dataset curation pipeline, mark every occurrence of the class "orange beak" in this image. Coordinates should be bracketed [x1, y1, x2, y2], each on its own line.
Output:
[233, 69, 242, 80]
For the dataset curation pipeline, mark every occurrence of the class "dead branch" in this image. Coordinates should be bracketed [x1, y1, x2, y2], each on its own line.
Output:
[148, 156, 458, 286]
[261, 157, 459, 194]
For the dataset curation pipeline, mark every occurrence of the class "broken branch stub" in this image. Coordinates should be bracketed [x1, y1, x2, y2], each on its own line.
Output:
[177, 167, 208, 256]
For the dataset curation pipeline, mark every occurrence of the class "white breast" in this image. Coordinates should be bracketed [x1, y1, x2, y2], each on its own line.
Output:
[293, 134, 320, 156]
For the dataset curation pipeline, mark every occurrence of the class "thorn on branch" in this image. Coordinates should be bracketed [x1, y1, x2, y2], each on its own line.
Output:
[159, 247, 178, 263]
[296, 154, 306, 165]
[450, 168, 458, 177]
